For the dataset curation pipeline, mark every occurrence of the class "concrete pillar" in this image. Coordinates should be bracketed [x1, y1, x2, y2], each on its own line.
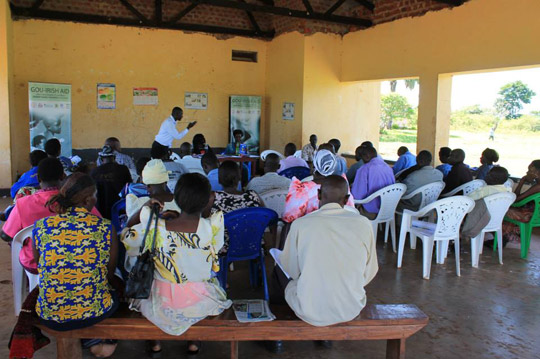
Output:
[0, 1, 13, 187]
[417, 73, 452, 164]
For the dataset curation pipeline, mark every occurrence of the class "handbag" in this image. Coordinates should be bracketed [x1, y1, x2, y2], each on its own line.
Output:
[125, 204, 160, 299]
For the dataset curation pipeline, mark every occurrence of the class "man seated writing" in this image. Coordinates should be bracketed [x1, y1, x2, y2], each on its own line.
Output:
[269, 176, 378, 351]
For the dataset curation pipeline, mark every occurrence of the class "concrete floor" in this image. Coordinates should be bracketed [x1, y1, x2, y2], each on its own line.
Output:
[0, 195, 538, 359]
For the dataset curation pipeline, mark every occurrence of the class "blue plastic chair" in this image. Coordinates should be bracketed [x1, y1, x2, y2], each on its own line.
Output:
[278, 166, 311, 180]
[218, 207, 278, 302]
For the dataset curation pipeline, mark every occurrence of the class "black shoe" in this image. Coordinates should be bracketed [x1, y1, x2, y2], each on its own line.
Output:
[266, 340, 284, 354]
[314, 340, 333, 348]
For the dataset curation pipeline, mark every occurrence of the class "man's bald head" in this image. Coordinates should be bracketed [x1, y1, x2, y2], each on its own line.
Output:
[318, 175, 349, 207]
[448, 148, 466, 165]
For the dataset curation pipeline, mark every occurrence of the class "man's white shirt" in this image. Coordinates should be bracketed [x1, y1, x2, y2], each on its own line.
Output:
[155, 116, 189, 147]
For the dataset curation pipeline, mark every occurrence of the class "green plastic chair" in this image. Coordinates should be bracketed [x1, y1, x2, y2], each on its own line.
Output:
[502, 192, 540, 259]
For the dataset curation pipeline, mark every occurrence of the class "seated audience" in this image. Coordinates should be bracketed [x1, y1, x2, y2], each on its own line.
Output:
[282, 149, 355, 224]
[122, 174, 231, 355]
[10, 150, 47, 198]
[436, 147, 452, 178]
[2, 158, 100, 274]
[96, 137, 136, 180]
[279, 143, 309, 172]
[269, 176, 377, 352]
[393, 146, 416, 175]
[125, 159, 181, 221]
[91, 145, 132, 219]
[192, 133, 213, 155]
[474, 148, 499, 180]
[33, 173, 119, 357]
[301, 134, 318, 164]
[209, 161, 262, 254]
[328, 138, 347, 176]
[120, 157, 151, 198]
[351, 146, 395, 219]
[151, 141, 188, 192]
[468, 166, 511, 200]
[441, 148, 473, 195]
[246, 153, 291, 195]
[44, 138, 72, 172]
[225, 129, 250, 155]
[201, 152, 222, 191]
[503, 160, 540, 243]
[397, 150, 443, 211]
[346, 145, 365, 184]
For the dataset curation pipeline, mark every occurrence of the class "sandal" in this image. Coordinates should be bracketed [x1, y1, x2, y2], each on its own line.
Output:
[187, 340, 201, 355]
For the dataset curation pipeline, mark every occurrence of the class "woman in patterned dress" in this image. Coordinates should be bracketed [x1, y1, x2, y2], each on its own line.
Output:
[209, 160, 262, 254]
[33, 173, 119, 357]
[122, 173, 231, 355]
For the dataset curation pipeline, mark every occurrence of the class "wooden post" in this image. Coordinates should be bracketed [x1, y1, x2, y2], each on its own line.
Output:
[386, 338, 406, 359]
[230, 341, 239, 359]
[57, 337, 82, 359]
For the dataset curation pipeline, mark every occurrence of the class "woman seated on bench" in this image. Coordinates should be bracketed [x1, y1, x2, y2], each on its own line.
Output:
[122, 173, 232, 356]
[33, 173, 120, 358]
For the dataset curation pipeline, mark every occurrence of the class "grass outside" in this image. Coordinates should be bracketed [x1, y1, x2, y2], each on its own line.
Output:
[378, 129, 540, 177]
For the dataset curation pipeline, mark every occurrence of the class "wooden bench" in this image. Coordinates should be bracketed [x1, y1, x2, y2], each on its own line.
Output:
[38, 303, 428, 359]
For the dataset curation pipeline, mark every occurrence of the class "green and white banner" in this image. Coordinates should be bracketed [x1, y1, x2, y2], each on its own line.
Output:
[28, 82, 72, 157]
[229, 95, 261, 154]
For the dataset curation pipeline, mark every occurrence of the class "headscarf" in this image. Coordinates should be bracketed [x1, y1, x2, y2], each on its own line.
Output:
[313, 149, 337, 176]
[142, 159, 169, 185]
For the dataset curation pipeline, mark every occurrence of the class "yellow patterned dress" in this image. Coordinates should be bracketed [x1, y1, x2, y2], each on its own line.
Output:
[33, 207, 114, 327]
[121, 207, 231, 335]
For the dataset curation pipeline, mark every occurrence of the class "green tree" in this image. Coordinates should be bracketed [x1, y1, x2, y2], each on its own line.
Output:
[494, 81, 536, 124]
[380, 93, 414, 131]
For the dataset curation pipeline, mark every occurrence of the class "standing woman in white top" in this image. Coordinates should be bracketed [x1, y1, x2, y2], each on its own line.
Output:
[153, 107, 197, 149]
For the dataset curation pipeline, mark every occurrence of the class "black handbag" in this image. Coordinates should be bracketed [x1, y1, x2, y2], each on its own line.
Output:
[125, 204, 160, 299]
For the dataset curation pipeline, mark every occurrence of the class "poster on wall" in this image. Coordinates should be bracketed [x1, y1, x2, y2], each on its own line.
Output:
[133, 87, 158, 105]
[97, 83, 116, 109]
[229, 95, 261, 154]
[28, 82, 72, 157]
[185, 92, 208, 110]
[282, 102, 295, 120]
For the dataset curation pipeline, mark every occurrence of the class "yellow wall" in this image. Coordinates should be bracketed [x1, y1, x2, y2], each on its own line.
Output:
[264, 32, 305, 152]
[303, 34, 380, 154]
[0, 1, 13, 187]
[341, 0, 540, 158]
[11, 19, 267, 176]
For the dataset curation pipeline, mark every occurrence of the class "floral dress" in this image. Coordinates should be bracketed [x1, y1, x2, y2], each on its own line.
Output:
[282, 177, 355, 223]
[121, 207, 231, 336]
[33, 207, 113, 326]
[210, 190, 262, 254]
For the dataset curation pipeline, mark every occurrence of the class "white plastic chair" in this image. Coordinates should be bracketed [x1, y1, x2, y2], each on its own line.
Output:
[441, 179, 486, 198]
[293, 150, 302, 159]
[260, 150, 284, 161]
[354, 183, 407, 252]
[12, 225, 39, 316]
[397, 196, 475, 279]
[503, 178, 514, 190]
[470, 192, 516, 268]
[259, 188, 288, 218]
[396, 181, 445, 249]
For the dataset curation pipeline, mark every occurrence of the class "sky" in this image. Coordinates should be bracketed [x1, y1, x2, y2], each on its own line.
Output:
[381, 67, 540, 113]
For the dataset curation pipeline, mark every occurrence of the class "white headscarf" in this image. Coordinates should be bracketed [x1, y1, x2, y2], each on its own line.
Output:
[313, 149, 337, 176]
[142, 159, 170, 185]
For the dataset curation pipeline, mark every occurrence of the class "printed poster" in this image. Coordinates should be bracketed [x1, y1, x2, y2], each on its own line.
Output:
[29, 82, 72, 157]
[133, 87, 158, 105]
[97, 83, 116, 109]
[282, 102, 295, 120]
[229, 95, 261, 154]
[185, 92, 208, 110]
